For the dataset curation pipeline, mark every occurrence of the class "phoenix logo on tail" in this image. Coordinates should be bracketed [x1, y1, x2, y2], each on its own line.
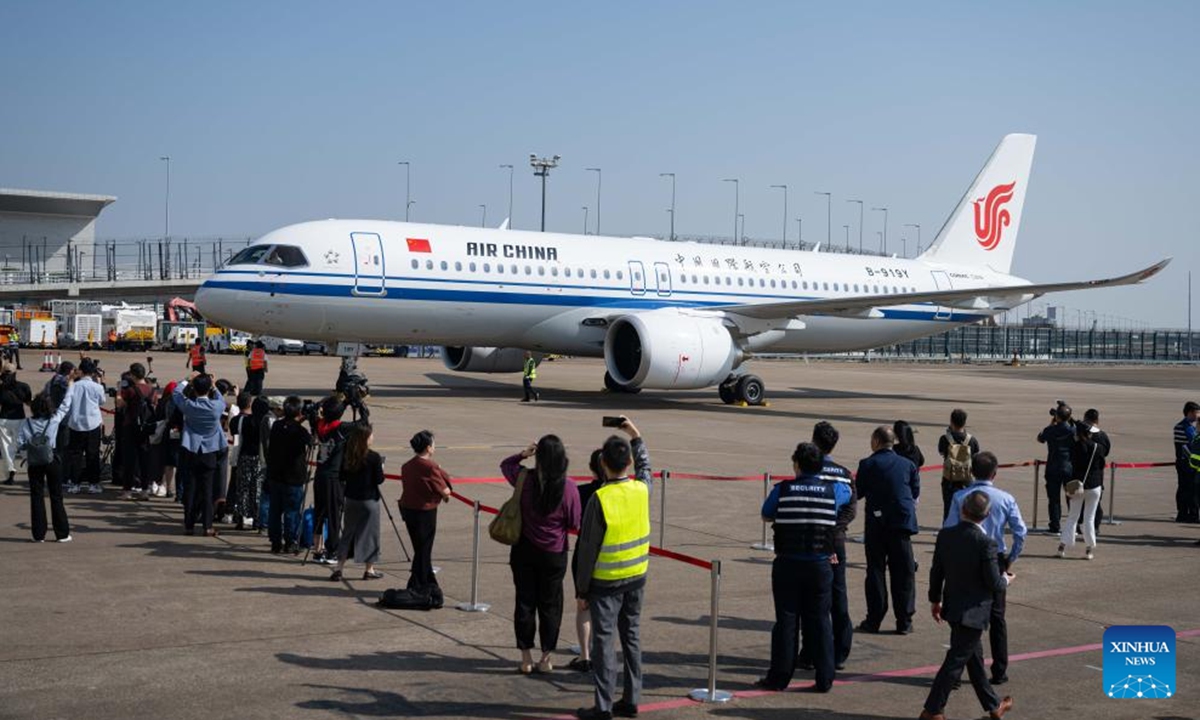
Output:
[973, 181, 1016, 251]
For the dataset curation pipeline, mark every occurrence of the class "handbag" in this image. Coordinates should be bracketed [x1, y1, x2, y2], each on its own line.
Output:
[488, 469, 526, 545]
[1064, 442, 1099, 497]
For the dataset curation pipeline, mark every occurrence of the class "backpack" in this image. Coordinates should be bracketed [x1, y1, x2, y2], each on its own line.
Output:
[24, 419, 54, 468]
[942, 431, 973, 484]
[133, 386, 158, 439]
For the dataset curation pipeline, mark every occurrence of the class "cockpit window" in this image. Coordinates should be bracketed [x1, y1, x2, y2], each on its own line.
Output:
[263, 245, 308, 267]
[228, 245, 273, 265]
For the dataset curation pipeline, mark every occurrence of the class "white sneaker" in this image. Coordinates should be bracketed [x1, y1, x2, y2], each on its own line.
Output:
[57, 535, 73, 543]
[87, 484, 103, 494]
[221, 514, 233, 524]
[66, 483, 81, 495]
[155, 485, 168, 498]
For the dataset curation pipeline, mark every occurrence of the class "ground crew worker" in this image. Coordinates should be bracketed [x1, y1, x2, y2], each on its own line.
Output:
[107, 328, 118, 351]
[521, 351, 539, 402]
[187, 338, 207, 375]
[1173, 401, 1199, 523]
[9, 329, 20, 370]
[574, 417, 651, 720]
[757, 441, 851, 693]
[245, 341, 268, 396]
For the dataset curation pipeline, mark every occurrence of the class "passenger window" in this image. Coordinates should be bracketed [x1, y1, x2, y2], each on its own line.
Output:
[564, 268, 571, 278]
[497, 264, 505, 274]
[549, 267, 556, 276]
[679, 275, 686, 284]
[483, 263, 491, 273]
[469, 262, 476, 272]
[823, 282, 829, 291]
[703, 276, 709, 284]
[511, 264, 518, 274]
[590, 269, 598, 279]
[737, 277, 744, 286]
[603, 270, 611, 280]
[759, 279, 766, 287]
[440, 261, 448, 271]
[617, 271, 624, 280]
[411, 259, 419, 270]
[770, 279, 776, 288]
[455, 262, 462, 272]
[802, 281, 808, 290]
[426, 260, 433, 270]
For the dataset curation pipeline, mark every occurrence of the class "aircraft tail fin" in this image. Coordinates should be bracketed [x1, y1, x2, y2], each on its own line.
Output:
[919, 133, 1036, 275]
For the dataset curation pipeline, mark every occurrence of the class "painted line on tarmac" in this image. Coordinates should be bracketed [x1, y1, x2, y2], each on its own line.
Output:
[533, 627, 1200, 720]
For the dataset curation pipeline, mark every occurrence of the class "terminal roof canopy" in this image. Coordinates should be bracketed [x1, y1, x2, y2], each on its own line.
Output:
[0, 188, 117, 218]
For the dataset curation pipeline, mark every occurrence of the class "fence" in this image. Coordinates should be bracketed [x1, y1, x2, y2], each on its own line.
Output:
[874, 325, 1200, 363]
[3, 236, 254, 285]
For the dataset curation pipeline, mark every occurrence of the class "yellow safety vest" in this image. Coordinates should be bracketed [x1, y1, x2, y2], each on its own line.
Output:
[592, 479, 650, 582]
[524, 358, 537, 380]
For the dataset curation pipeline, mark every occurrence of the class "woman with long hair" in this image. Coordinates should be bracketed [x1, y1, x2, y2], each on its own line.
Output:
[500, 435, 582, 674]
[330, 423, 385, 581]
[893, 420, 925, 469]
[231, 395, 268, 530]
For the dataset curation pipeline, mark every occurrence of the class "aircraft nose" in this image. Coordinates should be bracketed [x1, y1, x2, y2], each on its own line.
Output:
[194, 281, 235, 326]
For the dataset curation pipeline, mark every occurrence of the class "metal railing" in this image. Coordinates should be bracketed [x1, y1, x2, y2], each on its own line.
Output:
[873, 325, 1200, 363]
[2, 236, 254, 285]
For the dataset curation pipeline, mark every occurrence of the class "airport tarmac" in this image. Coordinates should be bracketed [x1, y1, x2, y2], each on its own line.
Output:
[2, 354, 1197, 720]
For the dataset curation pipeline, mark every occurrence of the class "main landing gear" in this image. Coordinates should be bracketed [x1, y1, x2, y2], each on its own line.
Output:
[718, 374, 765, 406]
[603, 371, 641, 394]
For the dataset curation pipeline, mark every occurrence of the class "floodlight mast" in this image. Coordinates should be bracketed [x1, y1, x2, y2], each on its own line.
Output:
[530, 154, 561, 232]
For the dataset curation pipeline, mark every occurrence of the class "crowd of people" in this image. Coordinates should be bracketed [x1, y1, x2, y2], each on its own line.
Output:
[6, 352, 1200, 720]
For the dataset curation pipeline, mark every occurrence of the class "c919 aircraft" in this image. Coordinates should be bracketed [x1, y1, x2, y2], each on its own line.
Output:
[196, 134, 1167, 404]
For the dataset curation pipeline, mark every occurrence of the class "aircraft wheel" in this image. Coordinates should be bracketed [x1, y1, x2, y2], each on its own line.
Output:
[736, 374, 765, 406]
[718, 380, 737, 405]
[604, 371, 641, 394]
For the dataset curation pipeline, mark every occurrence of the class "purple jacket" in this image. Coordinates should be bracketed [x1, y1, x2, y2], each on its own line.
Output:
[501, 454, 581, 553]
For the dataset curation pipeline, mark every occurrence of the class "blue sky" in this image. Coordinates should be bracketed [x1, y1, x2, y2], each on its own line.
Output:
[2, 1, 1196, 326]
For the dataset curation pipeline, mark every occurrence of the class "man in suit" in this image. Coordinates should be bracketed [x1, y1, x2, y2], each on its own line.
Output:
[921, 491, 1014, 720]
[855, 425, 920, 634]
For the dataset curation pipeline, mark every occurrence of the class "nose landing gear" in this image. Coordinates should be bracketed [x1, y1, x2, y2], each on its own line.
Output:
[719, 374, 765, 406]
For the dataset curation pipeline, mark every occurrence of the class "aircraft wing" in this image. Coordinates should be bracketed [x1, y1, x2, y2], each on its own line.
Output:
[713, 259, 1171, 320]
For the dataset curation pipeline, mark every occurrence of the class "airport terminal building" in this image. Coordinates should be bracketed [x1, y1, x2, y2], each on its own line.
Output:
[0, 187, 116, 279]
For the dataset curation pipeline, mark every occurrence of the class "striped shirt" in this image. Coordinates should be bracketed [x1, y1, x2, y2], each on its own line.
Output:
[1174, 418, 1196, 462]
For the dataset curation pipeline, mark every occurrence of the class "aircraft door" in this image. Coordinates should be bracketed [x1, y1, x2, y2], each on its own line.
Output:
[930, 270, 952, 320]
[628, 261, 647, 296]
[653, 262, 672, 297]
[351, 232, 386, 296]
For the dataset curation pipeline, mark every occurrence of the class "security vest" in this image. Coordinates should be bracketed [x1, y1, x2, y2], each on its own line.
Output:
[592, 479, 650, 583]
[1189, 435, 1200, 472]
[524, 358, 537, 380]
[248, 348, 266, 371]
[772, 475, 838, 558]
[189, 345, 206, 366]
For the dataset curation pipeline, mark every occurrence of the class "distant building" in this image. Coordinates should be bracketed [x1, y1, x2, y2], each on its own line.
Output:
[1022, 314, 1056, 328]
[0, 188, 116, 277]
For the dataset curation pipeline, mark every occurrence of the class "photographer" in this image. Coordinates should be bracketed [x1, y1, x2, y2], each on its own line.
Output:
[1037, 402, 1075, 536]
[173, 374, 227, 537]
[311, 396, 370, 565]
[1057, 418, 1110, 561]
[266, 396, 312, 554]
[63, 358, 107, 495]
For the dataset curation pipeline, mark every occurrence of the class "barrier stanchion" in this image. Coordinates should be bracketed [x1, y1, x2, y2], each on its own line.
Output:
[1030, 460, 1041, 531]
[688, 559, 733, 704]
[455, 500, 490, 613]
[751, 473, 774, 552]
[659, 469, 669, 549]
[1106, 465, 1122, 526]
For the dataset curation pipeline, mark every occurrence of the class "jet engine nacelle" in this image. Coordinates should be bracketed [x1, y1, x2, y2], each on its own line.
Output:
[604, 310, 742, 390]
[441, 346, 533, 373]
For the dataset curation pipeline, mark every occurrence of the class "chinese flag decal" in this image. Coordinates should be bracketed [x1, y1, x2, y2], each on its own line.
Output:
[406, 238, 432, 253]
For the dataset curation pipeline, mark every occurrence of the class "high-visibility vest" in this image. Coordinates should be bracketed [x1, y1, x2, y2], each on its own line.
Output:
[247, 348, 266, 371]
[1189, 436, 1200, 472]
[591, 479, 650, 583]
[189, 345, 206, 365]
[524, 358, 537, 380]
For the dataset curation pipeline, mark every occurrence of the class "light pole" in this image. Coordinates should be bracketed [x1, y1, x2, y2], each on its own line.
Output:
[660, 173, 676, 241]
[738, 213, 745, 244]
[843, 224, 850, 250]
[530, 154, 561, 232]
[723, 179, 739, 244]
[159, 156, 170, 241]
[815, 191, 831, 249]
[586, 167, 601, 235]
[846, 199, 863, 252]
[876, 231, 883, 254]
[478, 204, 487, 228]
[499, 164, 514, 228]
[770, 184, 788, 245]
[398, 161, 411, 221]
[901, 236, 908, 258]
[872, 206, 888, 253]
[904, 223, 921, 257]
[407, 200, 416, 220]
[582, 206, 589, 235]
[795, 217, 802, 249]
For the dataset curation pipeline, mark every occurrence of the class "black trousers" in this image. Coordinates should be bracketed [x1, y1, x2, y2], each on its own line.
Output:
[941, 480, 967, 525]
[989, 579, 1008, 679]
[245, 369, 265, 396]
[29, 460, 70, 541]
[523, 376, 538, 401]
[1044, 473, 1065, 532]
[1176, 461, 1198, 521]
[67, 427, 102, 486]
[924, 622, 1001, 715]
[799, 543, 853, 666]
[120, 426, 151, 491]
[401, 506, 439, 589]
[767, 557, 834, 690]
[184, 450, 218, 531]
[510, 538, 568, 652]
[314, 474, 344, 551]
[863, 525, 915, 630]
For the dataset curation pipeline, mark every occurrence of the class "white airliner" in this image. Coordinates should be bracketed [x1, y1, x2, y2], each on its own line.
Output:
[196, 134, 1168, 404]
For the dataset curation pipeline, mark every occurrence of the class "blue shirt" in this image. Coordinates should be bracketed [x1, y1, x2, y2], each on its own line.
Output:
[943, 479, 1027, 565]
[173, 383, 227, 454]
[64, 377, 106, 432]
[762, 472, 853, 561]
